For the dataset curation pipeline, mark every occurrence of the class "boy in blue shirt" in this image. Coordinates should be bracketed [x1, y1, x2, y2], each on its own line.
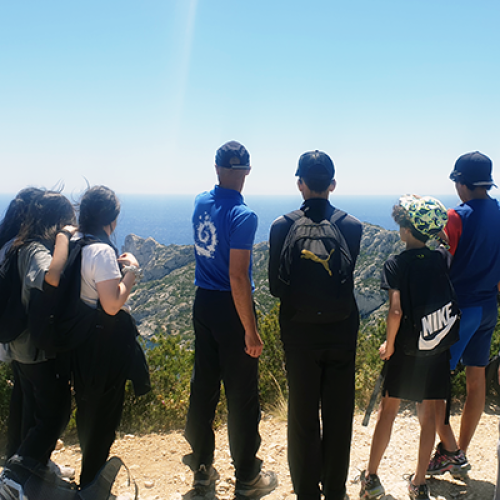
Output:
[428, 152, 500, 476]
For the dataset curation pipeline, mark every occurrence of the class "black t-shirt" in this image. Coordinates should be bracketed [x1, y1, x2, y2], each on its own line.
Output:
[381, 246, 451, 292]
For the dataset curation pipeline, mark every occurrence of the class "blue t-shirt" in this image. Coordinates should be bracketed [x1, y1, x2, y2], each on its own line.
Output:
[192, 185, 258, 291]
[447, 198, 500, 307]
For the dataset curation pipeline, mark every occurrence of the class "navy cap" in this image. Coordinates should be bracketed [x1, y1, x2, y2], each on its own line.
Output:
[215, 141, 250, 169]
[295, 150, 335, 180]
[450, 151, 495, 187]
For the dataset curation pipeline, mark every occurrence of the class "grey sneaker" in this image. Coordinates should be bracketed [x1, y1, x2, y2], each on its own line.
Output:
[235, 471, 278, 498]
[359, 470, 385, 500]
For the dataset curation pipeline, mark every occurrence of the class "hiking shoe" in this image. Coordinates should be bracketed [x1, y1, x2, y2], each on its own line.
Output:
[235, 471, 278, 498]
[193, 464, 220, 489]
[408, 477, 430, 500]
[182, 453, 220, 490]
[427, 442, 471, 476]
[359, 470, 385, 499]
[48, 460, 76, 480]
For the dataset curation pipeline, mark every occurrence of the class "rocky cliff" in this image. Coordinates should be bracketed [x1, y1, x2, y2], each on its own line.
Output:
[123, 223, 404, 339]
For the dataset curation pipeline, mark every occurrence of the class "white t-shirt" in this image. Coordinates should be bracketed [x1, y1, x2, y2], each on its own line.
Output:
[80, 243, 123, 308]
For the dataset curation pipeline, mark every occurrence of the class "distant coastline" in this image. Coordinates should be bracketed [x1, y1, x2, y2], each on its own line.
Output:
[0, 193, 463, 250]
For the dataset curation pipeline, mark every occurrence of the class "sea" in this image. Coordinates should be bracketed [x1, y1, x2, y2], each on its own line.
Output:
[0, 193, 465, 250]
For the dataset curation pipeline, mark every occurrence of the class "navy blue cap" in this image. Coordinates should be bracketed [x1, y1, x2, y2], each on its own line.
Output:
[450, 151, 495, 187]
[215, 141, 250, 169]
[295, 150, 335, 180]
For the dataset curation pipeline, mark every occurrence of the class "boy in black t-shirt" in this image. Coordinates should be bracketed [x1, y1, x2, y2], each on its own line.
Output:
[360, 195, 452, 500]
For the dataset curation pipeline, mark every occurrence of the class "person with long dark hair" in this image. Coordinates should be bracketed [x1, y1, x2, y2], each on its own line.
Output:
[1, 190, 76, 493]
[72, 185, 144, 487]
[0, 188, 44, 460]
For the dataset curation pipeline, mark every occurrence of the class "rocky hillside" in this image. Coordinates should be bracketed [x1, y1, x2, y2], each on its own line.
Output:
[123, 223, 403, 340]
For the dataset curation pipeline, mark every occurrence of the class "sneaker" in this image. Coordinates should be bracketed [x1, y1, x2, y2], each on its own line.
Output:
[408, 477, 430, 500]
[359, 470, 385, 500]
[427, 442, 471, 476]
[47, 460, 76, 480]
[235, 471, 278, 498]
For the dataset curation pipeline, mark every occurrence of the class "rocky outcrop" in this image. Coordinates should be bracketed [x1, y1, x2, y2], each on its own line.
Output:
[124, 223, 404, 337]
[123, 234, 195, 281]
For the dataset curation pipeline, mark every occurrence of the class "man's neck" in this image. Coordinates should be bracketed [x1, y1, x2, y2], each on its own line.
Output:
[459, 185, 490, 202]
[218, 180, 244, 193]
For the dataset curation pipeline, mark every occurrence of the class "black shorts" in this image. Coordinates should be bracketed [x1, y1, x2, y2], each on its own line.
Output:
[382, 349, 450, 402]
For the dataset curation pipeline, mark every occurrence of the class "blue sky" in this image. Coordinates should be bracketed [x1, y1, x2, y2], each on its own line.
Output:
[1, 0, 499, 197]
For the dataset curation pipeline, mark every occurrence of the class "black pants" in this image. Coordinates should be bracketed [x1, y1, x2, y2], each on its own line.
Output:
[185, 288, 262, 482]
[72, 312, 133, 487]
[284, 346, 356, 500]
[14, 357, 71, 465]
[6, 363, 25, 460]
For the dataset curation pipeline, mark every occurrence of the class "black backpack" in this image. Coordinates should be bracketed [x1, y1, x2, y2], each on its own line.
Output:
[1, 455, 137, 500]
[28, 237, 103, 354]
[278, 209, 354, 323]
[0, 248, 28, 343]
[396, 248, 461, 356]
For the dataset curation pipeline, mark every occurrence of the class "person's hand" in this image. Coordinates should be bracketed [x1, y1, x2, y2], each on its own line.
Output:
[379, 341, 394, 361]
[61, 225, 78, 235]
[118, 252, 139, 268]
[245, 329, 264, 358]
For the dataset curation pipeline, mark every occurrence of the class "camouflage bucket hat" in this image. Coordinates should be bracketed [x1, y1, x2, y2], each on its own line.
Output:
[399, 195, 448, 237]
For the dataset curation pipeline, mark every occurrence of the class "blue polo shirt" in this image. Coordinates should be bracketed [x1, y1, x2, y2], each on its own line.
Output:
[193, 185, 258, 291]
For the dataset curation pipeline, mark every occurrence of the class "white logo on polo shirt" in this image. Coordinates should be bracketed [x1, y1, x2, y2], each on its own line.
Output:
[195, 213, 218, 258]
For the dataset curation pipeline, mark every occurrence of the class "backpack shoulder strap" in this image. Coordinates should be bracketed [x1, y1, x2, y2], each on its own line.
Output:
[283, 209, 305, 224]
[330, 208, 347, 225]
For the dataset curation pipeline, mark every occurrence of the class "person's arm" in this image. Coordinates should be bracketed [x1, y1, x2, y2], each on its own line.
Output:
[229, 248, 263, 358]
[380, 289, 402, 360]
[444, 208, 462, 256]
[96, 253, 139, 316]
[44, 226, 77, 287]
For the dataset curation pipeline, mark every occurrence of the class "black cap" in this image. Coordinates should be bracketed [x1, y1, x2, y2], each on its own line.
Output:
[215, 141, 250, 169]
[295, 150, 335, 181]
[450, 151, 495, 187]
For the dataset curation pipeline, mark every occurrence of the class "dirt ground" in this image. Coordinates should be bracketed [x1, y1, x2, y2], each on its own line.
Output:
[50, 402, 500, 500]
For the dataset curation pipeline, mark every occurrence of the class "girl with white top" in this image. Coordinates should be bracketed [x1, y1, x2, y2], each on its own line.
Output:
[72, 185, 142, 487]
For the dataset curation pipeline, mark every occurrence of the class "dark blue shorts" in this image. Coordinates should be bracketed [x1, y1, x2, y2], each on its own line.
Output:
[449, 301, 498, 369]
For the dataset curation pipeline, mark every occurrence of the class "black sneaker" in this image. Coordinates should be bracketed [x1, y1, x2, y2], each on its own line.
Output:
[235, 471, 278, 498]
[408, 477, 430, 500]
[359, 470, 385, 499]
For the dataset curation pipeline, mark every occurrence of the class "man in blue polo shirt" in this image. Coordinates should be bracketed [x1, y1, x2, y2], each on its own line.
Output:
[183, 141, 277, 498]
[428, 151, 500, 476]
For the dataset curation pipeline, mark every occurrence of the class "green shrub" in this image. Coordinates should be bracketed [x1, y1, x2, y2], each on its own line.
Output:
[257, 306, 287, 411]
[119, 334, 194, 434]
[355, 319, 386, 408]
